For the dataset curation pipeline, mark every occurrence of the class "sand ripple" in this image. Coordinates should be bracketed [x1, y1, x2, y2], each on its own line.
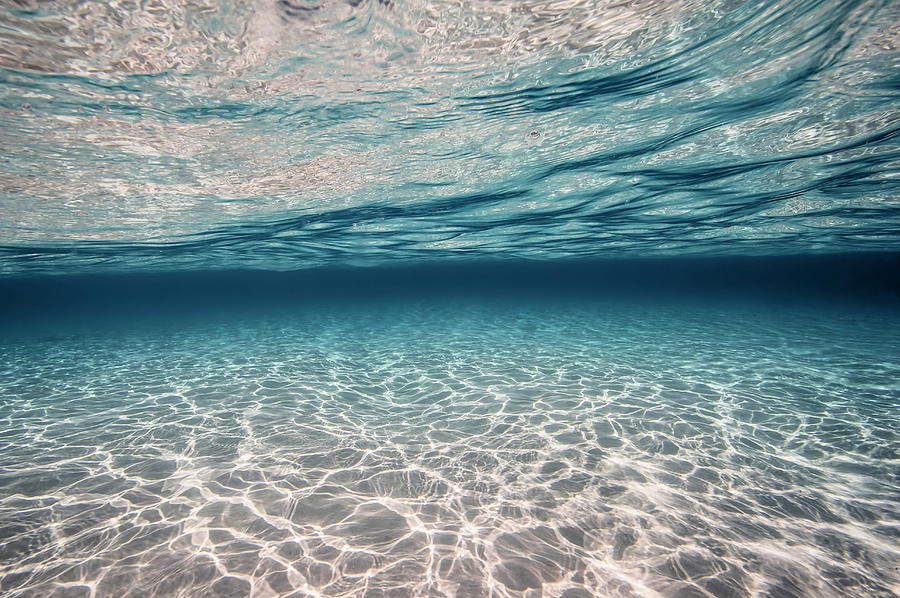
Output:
[1, 301, 898, 597]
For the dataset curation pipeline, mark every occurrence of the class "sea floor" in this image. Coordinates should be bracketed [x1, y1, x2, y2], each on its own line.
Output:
[0, 296, 898, 598]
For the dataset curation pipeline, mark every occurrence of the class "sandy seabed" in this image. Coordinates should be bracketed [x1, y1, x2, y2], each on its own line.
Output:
[1, 300, 898, 598]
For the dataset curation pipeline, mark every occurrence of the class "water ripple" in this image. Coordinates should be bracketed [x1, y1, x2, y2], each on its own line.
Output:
[0, 0, 898, 274]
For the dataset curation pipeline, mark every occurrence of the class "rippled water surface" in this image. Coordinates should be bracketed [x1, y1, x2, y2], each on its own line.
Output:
[1, 0, 899, 273]
[1, 293, 899, 598]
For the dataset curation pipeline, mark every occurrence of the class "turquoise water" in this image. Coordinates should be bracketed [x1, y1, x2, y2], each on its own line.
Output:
[1, 266, 898, 597]
[1, 0, 900, 597]
[0, 0, 899, 273]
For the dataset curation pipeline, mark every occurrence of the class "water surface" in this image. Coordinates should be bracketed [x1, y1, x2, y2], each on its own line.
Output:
[0, 0, 898, 273]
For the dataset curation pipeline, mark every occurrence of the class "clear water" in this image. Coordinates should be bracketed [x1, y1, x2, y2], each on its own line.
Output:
[0, 0, 899, 273]
[1, 266, 898, 598]
[1, 1, 900, 597]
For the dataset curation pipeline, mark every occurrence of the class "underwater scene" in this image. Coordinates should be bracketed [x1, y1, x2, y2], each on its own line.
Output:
[1, 0, 899, 597]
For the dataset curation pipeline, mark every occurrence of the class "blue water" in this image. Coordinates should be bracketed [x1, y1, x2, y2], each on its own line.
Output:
[1, 0, 900, 597]
[1, 0, 899, 273]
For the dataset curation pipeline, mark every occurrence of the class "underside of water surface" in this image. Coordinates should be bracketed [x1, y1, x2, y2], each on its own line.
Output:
[1, 0, 900, 597]
[0, 0, 898, 273]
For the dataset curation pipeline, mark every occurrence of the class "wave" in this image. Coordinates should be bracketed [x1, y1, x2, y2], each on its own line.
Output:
[0, 0, 898, 274]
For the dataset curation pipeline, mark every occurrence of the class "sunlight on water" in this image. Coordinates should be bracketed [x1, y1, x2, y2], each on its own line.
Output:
[1, 1, 899, 597]
[1, 297, 899, 597]
[0, 0, 898, 274]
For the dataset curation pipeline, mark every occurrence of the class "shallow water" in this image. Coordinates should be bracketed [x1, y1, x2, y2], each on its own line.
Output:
[2, 0, 900, 597]
[1, 267, 899, 598]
